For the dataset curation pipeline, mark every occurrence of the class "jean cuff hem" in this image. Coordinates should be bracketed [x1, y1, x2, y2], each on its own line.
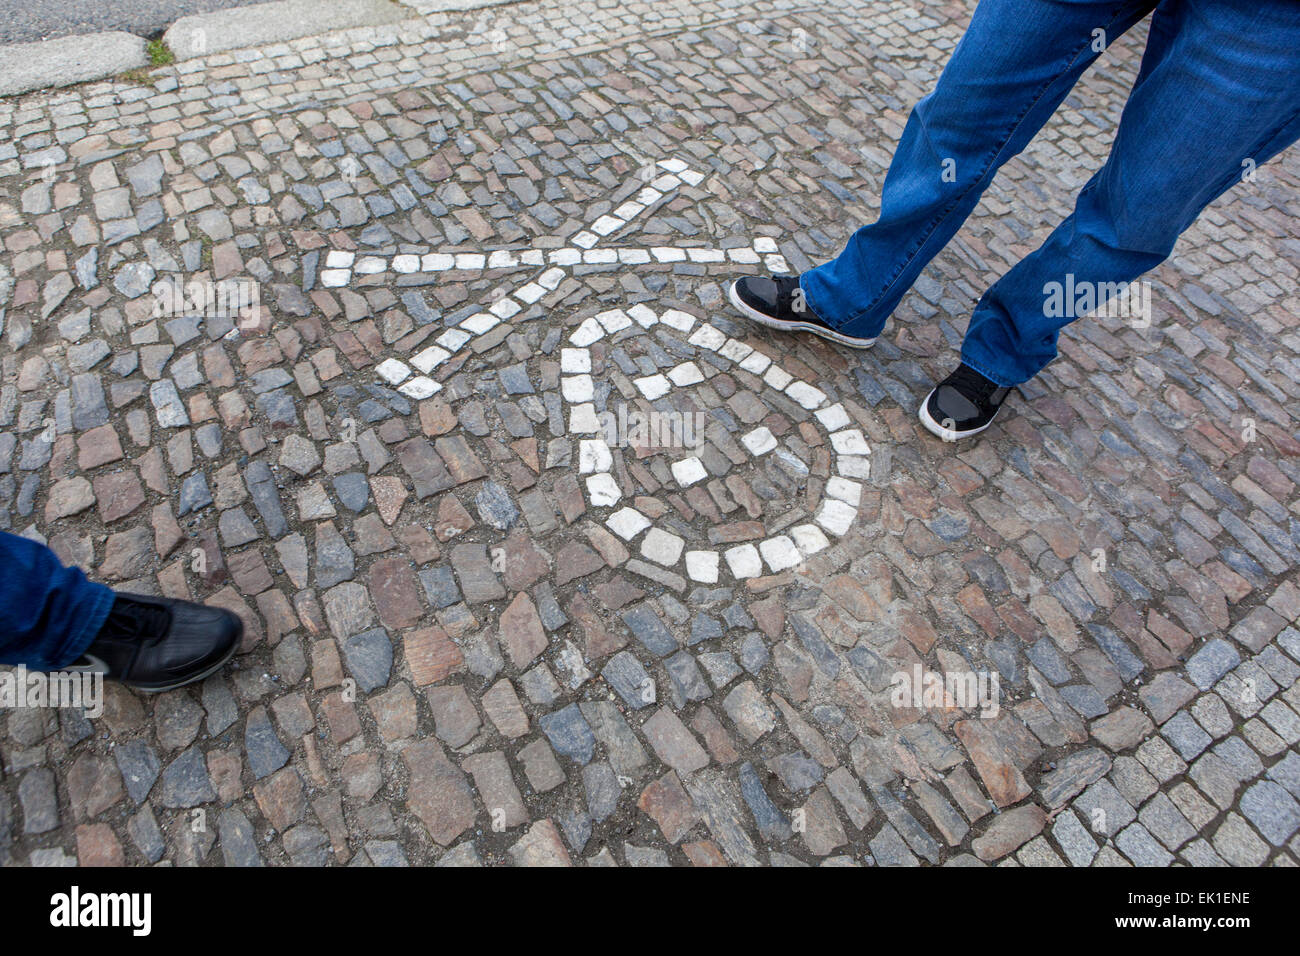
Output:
[957, 351, 1020, 389]
[801, 278, 888, 339]
[50, 585, 116, 670]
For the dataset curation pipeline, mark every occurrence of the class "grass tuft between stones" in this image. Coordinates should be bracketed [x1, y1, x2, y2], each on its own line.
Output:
[147, 39, 176, 66]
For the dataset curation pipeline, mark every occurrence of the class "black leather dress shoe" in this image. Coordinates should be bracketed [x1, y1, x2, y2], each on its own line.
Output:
[68, 593, 242, 692]
[729, 275, 877, 349]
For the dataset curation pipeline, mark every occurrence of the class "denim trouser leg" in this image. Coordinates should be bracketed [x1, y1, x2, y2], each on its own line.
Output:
[0, 530, 115, 670]
[801, 0, 1158, 337]
[962, 0, 1300, 385]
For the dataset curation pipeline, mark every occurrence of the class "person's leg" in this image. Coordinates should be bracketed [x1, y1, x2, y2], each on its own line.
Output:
[0, 530, 115, 670]
[1, 528, 244, 690]
[801, 0, 1158, 338]
[961, 0, 1300, 386]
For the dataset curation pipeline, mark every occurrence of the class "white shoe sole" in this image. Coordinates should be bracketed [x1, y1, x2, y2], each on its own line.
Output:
[917, 388, 999, 442]
[728, 281, 877, 350]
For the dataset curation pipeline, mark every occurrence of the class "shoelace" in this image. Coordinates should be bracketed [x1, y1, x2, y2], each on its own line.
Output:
[99, 599, 172, 642]
[774, 274, 803, 309]
[945, 364, 1002, 403]
[775, 275, 801, 297]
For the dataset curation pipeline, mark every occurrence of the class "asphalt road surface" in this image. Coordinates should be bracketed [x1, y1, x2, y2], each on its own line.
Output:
[0, 0, 273, 44]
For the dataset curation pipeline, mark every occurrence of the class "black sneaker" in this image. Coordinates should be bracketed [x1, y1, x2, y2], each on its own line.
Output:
[67, 593, 242, 692]
[918, 364, 1013, 442]
[728, 275, 877, 350]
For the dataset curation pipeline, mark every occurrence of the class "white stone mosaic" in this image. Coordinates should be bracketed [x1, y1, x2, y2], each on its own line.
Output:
[330, 152, 870, 584]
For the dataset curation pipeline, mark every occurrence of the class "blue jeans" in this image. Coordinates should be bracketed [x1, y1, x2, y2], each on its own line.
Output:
[801, 0, 1300, 386]
[0, 531, 115, 670]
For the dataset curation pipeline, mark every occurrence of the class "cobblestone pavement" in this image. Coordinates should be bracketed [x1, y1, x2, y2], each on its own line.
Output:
[1, 0, 1298, 867]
